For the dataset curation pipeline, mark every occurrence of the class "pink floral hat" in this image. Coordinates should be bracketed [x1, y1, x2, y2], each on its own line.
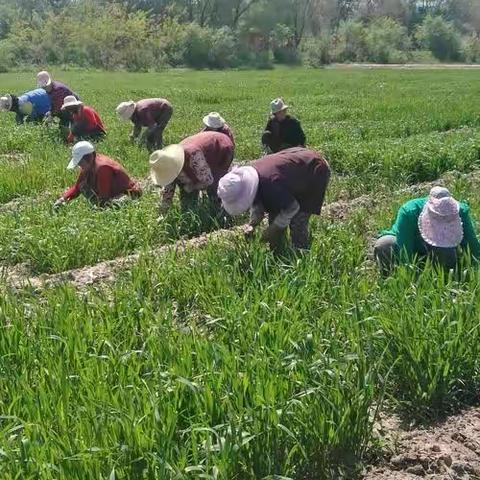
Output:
[418, 188, 463, 248]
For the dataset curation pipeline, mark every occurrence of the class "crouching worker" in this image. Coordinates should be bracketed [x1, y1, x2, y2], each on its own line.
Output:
[116, 98, 173, 152]
[53, 141, 141, 209]
[201, 112, 235, 145]
[374, 187, 480, 276]
[150, 131, 234, 213]
[62, 96, 106, 143]
[0, 89, 51, 124]
[217, 147, 331, 250]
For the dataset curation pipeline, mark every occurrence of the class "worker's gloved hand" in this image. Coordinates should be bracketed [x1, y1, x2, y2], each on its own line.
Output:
[53, 197, 66, 210]
[244, 225, 256, 240]
[261, 224, 285, 247]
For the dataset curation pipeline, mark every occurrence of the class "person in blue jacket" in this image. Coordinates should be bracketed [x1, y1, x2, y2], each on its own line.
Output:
[0, 89, 51, 124]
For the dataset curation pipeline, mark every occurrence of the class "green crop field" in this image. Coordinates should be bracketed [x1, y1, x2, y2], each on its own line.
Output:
[1, 68, 480, 479]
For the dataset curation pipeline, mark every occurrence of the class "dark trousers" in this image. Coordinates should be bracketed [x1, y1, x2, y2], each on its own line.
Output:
[269, 211, 312, 250]
[145, 107, 173, 152]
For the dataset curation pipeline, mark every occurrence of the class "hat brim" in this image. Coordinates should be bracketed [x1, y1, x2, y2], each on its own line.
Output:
[203, 115, 225, 129]
[272, 105, 289, 114]
[62, 101, 83, 110]
[220, 166, 259, 216]
[418, 209, 463, 248]
[150, 145, 185, 187]
[67, 157, 80, 170]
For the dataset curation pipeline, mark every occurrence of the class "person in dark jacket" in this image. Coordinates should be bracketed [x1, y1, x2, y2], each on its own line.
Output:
[150, 131, 234, 213]
[116, 98, 173, 152]
[218, 147, 330, 250]
[37, 71, 80, 139]
[262, 98, 306, 154]
[53, 141, 141, 209]
[0, 89, 51, 124]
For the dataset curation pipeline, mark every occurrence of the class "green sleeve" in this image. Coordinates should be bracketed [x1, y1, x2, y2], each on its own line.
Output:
[394, 206, 418, 259]
[461, 205, 480, 259]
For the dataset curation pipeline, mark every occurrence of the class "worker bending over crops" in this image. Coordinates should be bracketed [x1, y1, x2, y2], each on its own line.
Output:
[217, 147, 330, 250]
[37, 71, 80, 140]
[0, 89, 51, 124]
[150, 131, 234, 213]
[62, 96, 106, 144]
[53, 141, 141, 209]
[262, 98, 306, 154]
[201, 112, 235, 145]
[374, 186, 480, 276]
[116, 98, 173, 152]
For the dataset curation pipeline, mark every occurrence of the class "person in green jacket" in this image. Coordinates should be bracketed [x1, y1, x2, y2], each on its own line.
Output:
[374, 186, 480, 275]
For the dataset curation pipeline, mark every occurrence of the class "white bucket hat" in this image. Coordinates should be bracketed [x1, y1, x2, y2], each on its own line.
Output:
[68, 141, 95, 170]
[62, 95, 83, 110]
[217, 166, 259, 216]
[0, 94, 12, 111]
[37, 71, 52, 88]
[116, 101, 136, 121]
[150, 145, 185, 187]
[203, 112, 225, 130]
[418, 188, 463, 248]
[271, 98, 289, 115]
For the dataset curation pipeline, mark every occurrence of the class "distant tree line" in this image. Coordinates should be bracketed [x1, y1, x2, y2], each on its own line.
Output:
[0, 0, 478, 70]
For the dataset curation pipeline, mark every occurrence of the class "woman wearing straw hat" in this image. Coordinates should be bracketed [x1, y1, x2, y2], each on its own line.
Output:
[116, 98, 173, 152]
[0, 89, 51, 124]
[374, 186, 480, 276]
[217, 147, 330, 250]
[62, 96, 106, 144]
[150, 131, 234, 213]
[201, 112, 235, 145]
[262, 98, 306, 154]
[53, 141, 141, 209]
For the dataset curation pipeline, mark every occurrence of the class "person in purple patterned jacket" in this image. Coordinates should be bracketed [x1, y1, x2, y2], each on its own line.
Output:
[37, 71, 80, 140]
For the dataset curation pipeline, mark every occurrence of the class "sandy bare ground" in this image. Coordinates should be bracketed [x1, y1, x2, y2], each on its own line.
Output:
[364, 407, 480, 479]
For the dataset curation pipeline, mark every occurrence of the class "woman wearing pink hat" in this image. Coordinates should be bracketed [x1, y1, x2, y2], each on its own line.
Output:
[374, 186, 480, 275]
[217, 147, 330, 250]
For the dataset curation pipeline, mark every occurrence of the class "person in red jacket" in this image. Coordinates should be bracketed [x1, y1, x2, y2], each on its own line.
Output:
[61, 96, 106, 144]
[53, 141, 141, 208]
[149, 131, 234, 213]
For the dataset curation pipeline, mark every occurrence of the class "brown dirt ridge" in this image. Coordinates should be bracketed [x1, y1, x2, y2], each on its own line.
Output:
[364, 407, 480, 479]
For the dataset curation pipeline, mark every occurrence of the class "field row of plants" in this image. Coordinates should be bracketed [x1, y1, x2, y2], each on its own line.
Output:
[1, 69, 480, 478]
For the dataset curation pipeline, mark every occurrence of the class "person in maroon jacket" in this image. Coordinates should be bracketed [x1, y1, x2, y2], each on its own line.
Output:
[116, 98, 173, 152]
[149, 131, 234, 213]
[217, 147, 331, 250]
[53, 141, 141, 209]
[201, 112, 235, 146]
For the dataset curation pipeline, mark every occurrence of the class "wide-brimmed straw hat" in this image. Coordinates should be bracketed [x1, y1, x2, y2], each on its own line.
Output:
[0, 94, 12, 111]
[271, 98, 288, 115]
[62, 95, 83, 110]
[217, 166, 259, 216]
[418, 187, 463, 248]
[149, 144, 185, 187]
[116, 101, 136, 121]
[37, 71, 52, 88]
[203, 112, 225, 130]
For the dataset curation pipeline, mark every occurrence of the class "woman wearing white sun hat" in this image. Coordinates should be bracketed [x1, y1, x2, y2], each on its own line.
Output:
[374, 186, 480, 275]
[217, 147, 331, 250]
[201, 112, 235, 145]
[150, 131, 234, 213]
[0, 88, 51, 124]
[116, 98, 173, 152]
[262, 98, 305, 154]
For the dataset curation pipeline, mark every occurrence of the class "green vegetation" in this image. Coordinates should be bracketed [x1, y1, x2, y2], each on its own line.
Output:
[1, 68, 480, 478]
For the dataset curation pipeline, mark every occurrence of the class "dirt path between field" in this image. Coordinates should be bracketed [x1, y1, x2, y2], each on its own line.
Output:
[330, 63, 480, 70]
[364, 407, 480, 479]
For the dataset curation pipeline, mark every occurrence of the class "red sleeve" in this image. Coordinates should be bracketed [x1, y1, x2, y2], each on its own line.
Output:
[95, 165, 114, 200]
[62, 174, 83, 201]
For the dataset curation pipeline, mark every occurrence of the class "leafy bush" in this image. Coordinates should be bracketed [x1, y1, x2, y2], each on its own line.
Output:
[302, 36, 331, 67]
[462, 34, 480, 63]
[271, 24, 301, 65]
[416, 15, 462, 62]
[336, 20, 367, 62]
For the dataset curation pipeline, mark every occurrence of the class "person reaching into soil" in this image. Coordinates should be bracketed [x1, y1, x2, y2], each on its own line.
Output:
[36, 71, 80, 140]
[150, 131, 234, 214]
[116, 98, 173, 153]
[0, 89, 51, 124]
[374, 186, 480, 276]
[217, 147, 331, 250]
[200, 112, 235, 146]
[262, 98, 306, 154]
[53, 141, 141, 209]
[62, 96, 106, 144]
